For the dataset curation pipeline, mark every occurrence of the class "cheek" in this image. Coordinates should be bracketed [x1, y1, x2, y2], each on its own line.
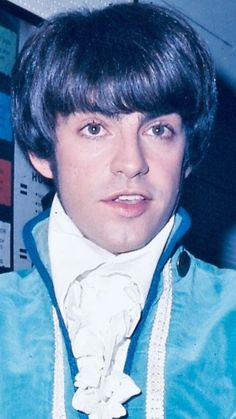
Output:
[56, 148, 86, 183]
[56, 161, 98, 215]
[169, 166, 184, 197]
[153, 154, 184, 188]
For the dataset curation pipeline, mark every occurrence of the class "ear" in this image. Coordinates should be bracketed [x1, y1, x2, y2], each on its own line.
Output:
[29, 153, 53, 179]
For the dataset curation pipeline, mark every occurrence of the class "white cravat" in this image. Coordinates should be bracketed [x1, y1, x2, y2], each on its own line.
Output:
[48, 194, 174, 418]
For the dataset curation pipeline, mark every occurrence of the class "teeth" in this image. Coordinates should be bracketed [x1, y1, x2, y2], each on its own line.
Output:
[115, 195, 144, 201]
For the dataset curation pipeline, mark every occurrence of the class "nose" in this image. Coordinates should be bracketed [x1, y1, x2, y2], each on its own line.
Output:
[110, 134, 149, 179]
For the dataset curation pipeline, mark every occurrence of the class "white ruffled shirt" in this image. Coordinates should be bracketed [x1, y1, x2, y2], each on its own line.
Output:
[48, 194, 174, 419]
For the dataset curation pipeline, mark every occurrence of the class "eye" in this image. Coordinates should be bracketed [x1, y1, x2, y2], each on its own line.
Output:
[80, 121, 105, 137]
[145, 123, 174, 140]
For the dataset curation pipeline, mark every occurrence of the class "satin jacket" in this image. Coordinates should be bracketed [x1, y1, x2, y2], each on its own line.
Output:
[0, 208, 236, 418]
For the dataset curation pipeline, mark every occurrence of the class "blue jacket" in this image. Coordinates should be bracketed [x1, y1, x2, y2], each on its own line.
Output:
[0, 208, 236, 418]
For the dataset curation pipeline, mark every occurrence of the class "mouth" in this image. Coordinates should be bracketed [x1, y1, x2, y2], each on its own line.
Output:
[113, 194, 146, 204]
[102, 192, 151, 217]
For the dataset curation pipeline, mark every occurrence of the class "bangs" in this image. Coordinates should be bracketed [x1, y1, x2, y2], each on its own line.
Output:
[55, 62, 193, 119]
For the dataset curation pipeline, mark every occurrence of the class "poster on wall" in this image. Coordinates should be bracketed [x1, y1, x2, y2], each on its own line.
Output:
[0, 7, 18, 273]
[0, 2, 47, 273]
[0, 23, 17, 77]
[13, 142, 50, 270]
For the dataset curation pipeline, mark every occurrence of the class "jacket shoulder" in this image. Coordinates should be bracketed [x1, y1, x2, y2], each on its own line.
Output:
[189, 251, 236, 285]
[171, 248, 236, 311]
[173, 246, 236, 282]
[0, 268, 52, 319]
[0, 268, 41, 297]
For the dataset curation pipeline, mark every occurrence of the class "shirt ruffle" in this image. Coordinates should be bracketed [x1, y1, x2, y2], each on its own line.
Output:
[64, 271, 142, 418]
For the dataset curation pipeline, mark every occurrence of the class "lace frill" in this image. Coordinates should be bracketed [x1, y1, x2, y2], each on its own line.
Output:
[64, 271, 143, 419]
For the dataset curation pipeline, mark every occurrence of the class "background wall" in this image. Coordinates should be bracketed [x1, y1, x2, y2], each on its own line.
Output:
[8, 0, 133, 18]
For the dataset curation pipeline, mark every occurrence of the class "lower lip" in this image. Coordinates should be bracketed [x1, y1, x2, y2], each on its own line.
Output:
[102, 199, 150, 218]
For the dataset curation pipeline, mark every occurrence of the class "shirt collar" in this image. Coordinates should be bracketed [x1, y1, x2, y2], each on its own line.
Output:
[48, 194, 175, 318]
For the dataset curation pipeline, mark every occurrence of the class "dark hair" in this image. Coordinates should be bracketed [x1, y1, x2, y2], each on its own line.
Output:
[11, 2, 217, 169]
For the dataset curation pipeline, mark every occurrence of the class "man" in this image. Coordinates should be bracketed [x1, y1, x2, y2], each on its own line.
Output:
[1, 2, 236, 418]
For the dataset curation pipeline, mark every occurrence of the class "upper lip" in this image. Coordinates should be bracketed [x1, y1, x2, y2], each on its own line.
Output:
[102, 190, 152, 201]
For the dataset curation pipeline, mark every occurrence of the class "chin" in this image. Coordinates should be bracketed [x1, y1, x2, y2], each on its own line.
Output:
[104, 237, 150, 255]
[90, 224, 155, 255]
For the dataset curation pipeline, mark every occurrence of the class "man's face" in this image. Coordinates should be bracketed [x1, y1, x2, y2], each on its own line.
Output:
[32, 111, 187, 254]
